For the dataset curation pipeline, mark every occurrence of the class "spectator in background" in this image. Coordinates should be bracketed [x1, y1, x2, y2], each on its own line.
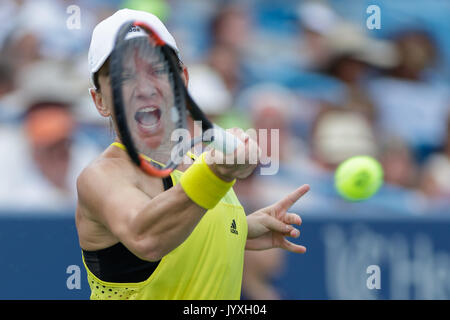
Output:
[209, 3, 250, 52]
[0, 60, 101, 213]
[296, 1, 340, 71]
[389, 30, 438, 81]
[292, 10, 398, 157]
[234, 84, 305, 300]
[2, 30, 40, 73]
[310, 106, 379, 171]
[292, 17, 435, 213]
[248, 84, 306, 167]
[420, 112, 450, 200]
[321, 22, 399, 124]
[308, 104, 428, 215]
[232, 83, 307, 210]
[367, 29, 450, 164]
[187, 63, 232, 124]
[207, 44, 242, 96]
[186, 61, 233, 150]
[205, 3, 251, 96]
[23, 103, 75, 194]
[379, 137, 419, 189]
[0, 0, 24, 50]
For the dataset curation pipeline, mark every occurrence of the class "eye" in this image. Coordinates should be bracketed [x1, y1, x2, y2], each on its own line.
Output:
[120, 72, 135, 82]
[154, 68, 166, 75]
[149, 65, 168, 76]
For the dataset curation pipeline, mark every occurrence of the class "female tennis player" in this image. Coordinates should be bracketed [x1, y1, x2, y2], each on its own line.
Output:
[75, 9, 309, 300]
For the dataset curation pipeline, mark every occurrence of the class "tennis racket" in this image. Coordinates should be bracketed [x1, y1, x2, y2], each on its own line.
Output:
[110, 20, 242, 177]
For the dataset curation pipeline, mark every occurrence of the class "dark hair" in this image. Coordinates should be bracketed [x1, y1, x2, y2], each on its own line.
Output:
[93, 58, 110, 92]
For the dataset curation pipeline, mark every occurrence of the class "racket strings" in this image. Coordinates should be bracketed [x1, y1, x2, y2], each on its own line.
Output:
[112, 22, 197, 176]
[121, 35, 182, 165]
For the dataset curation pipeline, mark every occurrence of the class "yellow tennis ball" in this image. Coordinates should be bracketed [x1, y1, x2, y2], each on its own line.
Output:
[334, 155, 384, 201]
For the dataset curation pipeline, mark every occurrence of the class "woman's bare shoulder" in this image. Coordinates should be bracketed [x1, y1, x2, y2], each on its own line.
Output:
[76, 147, 137, 204]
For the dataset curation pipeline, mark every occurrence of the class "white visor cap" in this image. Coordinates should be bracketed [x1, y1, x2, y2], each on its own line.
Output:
[88, 8, 180, 88]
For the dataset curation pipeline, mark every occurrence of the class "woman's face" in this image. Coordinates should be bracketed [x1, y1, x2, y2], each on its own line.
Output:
[94, 51, 189, 162]
[119, 47, 173, 150]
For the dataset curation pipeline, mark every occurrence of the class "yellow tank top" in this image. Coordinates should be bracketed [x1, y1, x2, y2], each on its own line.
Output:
[82, 143, 248, 300]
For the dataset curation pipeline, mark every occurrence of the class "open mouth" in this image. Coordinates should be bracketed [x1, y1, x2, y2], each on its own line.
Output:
[134, 106, 162, 132]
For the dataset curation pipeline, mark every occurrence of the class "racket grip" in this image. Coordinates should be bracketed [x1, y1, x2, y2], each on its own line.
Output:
[209, 125, 244, 154]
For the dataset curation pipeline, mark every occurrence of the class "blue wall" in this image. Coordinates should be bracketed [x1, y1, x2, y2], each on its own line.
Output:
[275, 214, 450, 300]
[1, 213, 449, 299]
[0, 215, 90, 299]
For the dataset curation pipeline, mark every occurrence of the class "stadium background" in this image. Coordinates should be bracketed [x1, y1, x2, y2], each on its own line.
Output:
[0, 0, 449, 299]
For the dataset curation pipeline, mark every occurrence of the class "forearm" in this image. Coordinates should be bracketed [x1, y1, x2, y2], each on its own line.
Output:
[129, 184, 207, 260]
[127, 141, 256, 260]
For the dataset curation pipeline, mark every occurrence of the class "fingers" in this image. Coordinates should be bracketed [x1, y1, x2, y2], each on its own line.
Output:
[262, 215, 293, 235]
[274, 184, 310, 212]
[289, 228, 300, 238]
[283, 213, 302, 226]
[224, 127, 260, 179]
[285, 214, 301, 237]
[261, 215, 306, 254]
[280, 238, 307, 254]
[225, 128, 247, 158]
[262, 215, 301, 238]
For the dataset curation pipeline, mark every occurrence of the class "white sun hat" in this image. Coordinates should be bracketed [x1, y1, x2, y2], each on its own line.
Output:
[88, 8, 180, 88]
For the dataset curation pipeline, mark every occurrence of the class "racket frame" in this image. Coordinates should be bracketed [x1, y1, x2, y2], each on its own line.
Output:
[111, 20, 239, 178]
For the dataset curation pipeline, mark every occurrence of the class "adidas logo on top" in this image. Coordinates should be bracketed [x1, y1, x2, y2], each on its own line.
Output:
[125, 26, 147, 40]
[230, 219, 238, 235]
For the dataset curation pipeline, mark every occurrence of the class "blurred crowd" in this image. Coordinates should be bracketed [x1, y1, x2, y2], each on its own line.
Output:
[0, 0, 448, 213]
[0, 0, 449, 300]
[177, 0, 450, 217]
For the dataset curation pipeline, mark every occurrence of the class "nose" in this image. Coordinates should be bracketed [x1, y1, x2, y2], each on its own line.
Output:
[135, 71, 158, 100]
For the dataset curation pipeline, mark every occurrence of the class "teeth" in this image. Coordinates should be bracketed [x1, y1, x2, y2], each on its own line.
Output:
[140, 122, 159, 129]
[135, 106, 161, 132]
[140, 106, 157, 112]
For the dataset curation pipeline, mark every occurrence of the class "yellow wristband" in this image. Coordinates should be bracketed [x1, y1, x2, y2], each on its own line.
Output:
[179, 153, 236, 209]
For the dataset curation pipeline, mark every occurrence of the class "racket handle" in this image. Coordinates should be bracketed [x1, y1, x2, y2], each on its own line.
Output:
[209, 124, 244, 154]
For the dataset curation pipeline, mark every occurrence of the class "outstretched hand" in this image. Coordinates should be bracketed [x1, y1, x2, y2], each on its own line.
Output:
[245, 184, 310, 254]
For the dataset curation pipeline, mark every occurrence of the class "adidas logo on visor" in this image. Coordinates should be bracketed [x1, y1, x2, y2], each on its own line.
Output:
[125, 26, 147, 40]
